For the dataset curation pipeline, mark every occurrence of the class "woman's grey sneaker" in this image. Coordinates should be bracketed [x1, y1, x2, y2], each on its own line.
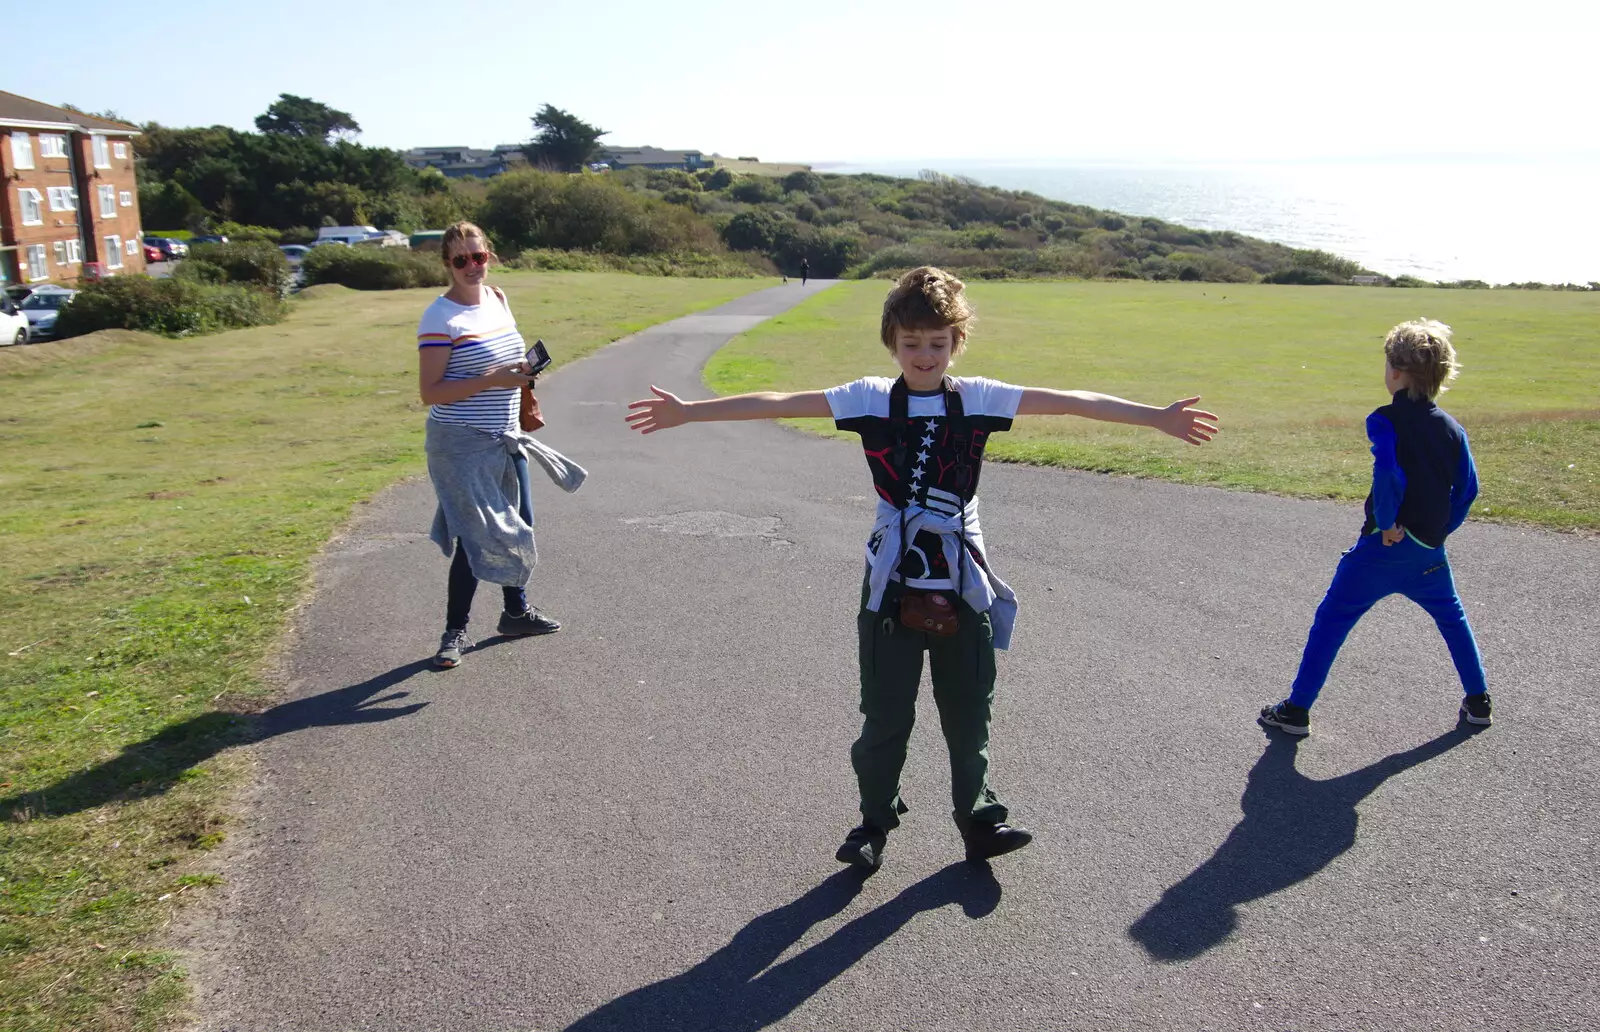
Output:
[835, 824, 887, 871]
[1460, 692, 1493, 726]
[498, 607, 561, 637]
[1259, 700, 1311, 736]
[434, 628, 471, 669]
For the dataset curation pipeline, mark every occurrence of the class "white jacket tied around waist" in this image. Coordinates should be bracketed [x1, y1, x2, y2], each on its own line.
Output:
[865, 495, 1019, 650]
[425, 419, 587, 587]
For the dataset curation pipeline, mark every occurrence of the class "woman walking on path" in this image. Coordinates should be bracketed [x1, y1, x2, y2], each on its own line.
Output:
[417, 221, 585, 668]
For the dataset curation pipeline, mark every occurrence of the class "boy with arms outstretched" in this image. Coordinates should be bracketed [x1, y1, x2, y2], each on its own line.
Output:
[626, 268, 1218, 870]
[1260, 318, 1490, 737]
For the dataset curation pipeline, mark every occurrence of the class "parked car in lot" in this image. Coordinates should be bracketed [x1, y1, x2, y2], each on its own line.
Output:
[311, 238, 349, 248]
[143, 236, 189, 260]
[143, 242, 163, 263]
[279, 244, 311, 262]
[190, 234, 229, 246]
[0, 293, 30, 345]
[19, 286, 77, 341]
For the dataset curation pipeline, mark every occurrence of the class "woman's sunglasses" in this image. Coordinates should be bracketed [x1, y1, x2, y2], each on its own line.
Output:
[449, 251, 490, 269]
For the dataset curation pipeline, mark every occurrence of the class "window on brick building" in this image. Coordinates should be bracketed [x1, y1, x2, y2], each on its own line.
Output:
[10, 133, 34, 170]
[65, 239, 82, 264]
[113, 141, 128, 159]
[105, 235, 123, 268]
[125, 238, 137, 256]
[99, 185, 117, 218]
[26, 244, 48, 281]
[120, 190, 133, 206]
[19, 189, 43, 225]
[39, 134, 67, 158]
[92, 135, 110, 168]
[54, 241, 66, 265]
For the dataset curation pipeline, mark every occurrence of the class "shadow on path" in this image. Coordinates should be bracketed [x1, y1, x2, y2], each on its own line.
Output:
[565, 861, 1001, 1032]
[1129, 723, 1484, 962]
[2, 660, 431, 820]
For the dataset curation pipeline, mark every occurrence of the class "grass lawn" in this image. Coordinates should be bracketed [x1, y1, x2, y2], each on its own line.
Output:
[707, 281, 1600, 532]
[0, 271, 771, 1031]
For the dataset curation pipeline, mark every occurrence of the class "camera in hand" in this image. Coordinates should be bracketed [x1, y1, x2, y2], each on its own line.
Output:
[525, 339, 552, 377]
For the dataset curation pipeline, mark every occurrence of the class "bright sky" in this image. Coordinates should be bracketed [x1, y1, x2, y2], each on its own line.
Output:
[16, 0, 1596, 164]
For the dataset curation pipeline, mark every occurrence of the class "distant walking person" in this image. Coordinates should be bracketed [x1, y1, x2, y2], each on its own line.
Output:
[417, 221, 584, 669]
[1260, 319, 1489, 736]
[800, 257, 810, 285]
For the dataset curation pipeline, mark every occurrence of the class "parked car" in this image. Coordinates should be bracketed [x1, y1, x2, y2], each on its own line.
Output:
[190, 234, 230, 246]
[311, 238, 349, 248]
[19, 286, 76, 341]
[278, 244, 311, 262]
[142, 236, 189, 260]
[316, 225, 381, 246]
[4, 283, 36, 305]
[143, 242, 163, 263]
[0, 293, 30, 346]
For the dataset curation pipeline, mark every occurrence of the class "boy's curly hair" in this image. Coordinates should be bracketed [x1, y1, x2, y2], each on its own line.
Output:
[1384, 318, 1460, 401]
[880, 266, 975, 355]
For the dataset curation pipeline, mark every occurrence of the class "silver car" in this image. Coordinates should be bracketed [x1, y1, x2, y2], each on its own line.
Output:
[20, 286, 77, 341]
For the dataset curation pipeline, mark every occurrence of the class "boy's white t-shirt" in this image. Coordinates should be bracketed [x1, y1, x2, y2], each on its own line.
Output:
[417, 290, 526, 431]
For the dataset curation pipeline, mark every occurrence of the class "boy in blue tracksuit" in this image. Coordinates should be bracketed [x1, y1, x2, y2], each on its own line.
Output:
[1260, 318, 1490, 736]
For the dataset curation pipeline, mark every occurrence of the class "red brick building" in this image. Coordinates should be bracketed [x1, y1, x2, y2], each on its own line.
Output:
[0, 91, 145, 290]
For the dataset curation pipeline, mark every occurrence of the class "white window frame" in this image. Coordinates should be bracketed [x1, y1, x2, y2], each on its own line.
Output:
[10, 132, 34, 170]
[119, 190, 133, 207]
[26, 244, 49, 281]
[19, 188, 43, 225]
[54, 240, 67, 265]
[113, 141, 128, 159]
[48, 186, 78, 212]
[125, 238, 138, 256]
[105, 235, 123, 269]
[92, 134, 110, 169]
[65, 239, 82, 264]
[38, 134, 67, 159]
[99, 184, 117, 218]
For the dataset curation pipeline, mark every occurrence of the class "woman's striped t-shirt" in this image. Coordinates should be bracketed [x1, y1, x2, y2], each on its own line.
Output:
[417, 290, 526, 430]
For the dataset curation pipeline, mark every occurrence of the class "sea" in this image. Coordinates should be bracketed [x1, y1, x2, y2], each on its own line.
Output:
[830, 160, 1600, 286]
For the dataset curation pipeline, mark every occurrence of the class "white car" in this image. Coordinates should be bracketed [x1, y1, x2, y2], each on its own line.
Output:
[20, 286, 77, 340]
[0, 292, 29, 346]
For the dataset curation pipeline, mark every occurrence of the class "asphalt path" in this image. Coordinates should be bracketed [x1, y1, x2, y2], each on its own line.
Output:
[189, 281, 1599, 1032]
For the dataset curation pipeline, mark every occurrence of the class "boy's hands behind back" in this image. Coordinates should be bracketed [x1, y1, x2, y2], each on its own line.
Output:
[626, 385, 689, 434]
[1155, 397, 1220, 446]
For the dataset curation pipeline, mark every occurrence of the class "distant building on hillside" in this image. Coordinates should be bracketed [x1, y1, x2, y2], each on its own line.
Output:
[404, 145, 526, 178]
[0, 90, 147, 288]
[597, 146, 709, 171]
[1351, 275, 1382, 286]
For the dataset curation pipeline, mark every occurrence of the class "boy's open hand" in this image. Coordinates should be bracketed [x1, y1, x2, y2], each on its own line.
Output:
[1156, 397, 1220, 446]
[1381, 525, 1407, 546]
[625, 385, 689, 434]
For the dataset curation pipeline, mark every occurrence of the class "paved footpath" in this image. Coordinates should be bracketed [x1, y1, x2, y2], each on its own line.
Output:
[190, 281, 1600, 1032]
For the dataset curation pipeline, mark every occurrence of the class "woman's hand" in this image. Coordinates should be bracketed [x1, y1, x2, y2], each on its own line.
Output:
[1154, 397, 1220, 446]
[482, 361, 535, 389]
[1381, 525, 1407, 546]
[625, 386, 690, 434]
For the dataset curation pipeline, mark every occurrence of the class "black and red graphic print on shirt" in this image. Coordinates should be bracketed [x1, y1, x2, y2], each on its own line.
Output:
[823, 376, 1023, 588]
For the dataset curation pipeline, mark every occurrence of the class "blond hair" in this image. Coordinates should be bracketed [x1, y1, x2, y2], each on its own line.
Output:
[439, 220, 495, 265]
[1384, 318, 1459, 400]
[880, 266, 975, 355]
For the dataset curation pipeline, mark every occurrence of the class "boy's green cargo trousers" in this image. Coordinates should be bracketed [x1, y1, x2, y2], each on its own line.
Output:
[853, 578, 1008, 833]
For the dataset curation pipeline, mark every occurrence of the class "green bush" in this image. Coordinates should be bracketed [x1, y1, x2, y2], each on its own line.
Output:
[172, 259, 227, 285]
[478, 169, 721, 256]
[213, 221, 282, 243]
[188, 241, 293, 296]
[729, 176, 782, 204]
[53, 275, 287, 339]
[507, 248, 767, 278]
[300, 246, 449, 290]
[698, 167, 735, 190]
[1263, 267, 1344, 285]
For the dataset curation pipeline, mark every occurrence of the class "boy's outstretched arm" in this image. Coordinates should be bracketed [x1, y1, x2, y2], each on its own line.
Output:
[625, 385, 832, 434]
[1016, 389, 1219, 446]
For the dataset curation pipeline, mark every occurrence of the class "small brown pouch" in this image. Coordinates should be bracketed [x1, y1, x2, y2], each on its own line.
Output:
[899, 589, 958, 636]
[519, 385, 544, 432]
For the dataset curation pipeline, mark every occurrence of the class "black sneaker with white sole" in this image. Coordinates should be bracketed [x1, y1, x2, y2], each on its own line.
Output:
[835, 824, 887, 871]
[1460, 692, 1493, 726]
[1259, 700, 1311, 736]
[433, 627, 471, 669]
[963, 822, 1034, 862]
[497, 608, 561, 637]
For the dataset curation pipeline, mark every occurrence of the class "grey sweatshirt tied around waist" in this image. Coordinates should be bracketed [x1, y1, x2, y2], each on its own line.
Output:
[425, 419, 587, 587]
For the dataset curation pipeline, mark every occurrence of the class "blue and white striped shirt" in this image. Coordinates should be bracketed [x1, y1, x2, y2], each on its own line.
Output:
[417, 290, 526, 430]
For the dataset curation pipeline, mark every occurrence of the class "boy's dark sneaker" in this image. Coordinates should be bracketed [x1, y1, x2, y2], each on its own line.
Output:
[964, 822, 1033, 862]
[1259, 700, 1311, 736]
[835, 824, 887, 871]
[433, 628, 471, 669]
[1460, 692, 1493, 726]
[498, 608, 561, 637]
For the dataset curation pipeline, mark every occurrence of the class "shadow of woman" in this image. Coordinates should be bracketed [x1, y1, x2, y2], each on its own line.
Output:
[2, 660, 433, 821]
[1129, 723, 1484, 962]
[564, 861, 1002, 1032]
